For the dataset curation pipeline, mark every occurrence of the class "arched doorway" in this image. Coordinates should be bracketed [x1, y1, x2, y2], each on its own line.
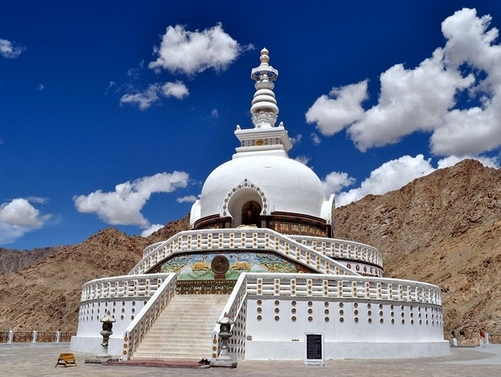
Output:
[241, 201, 261, 226]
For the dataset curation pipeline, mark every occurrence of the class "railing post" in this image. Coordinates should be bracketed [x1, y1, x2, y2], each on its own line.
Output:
[32, 330, 37, 343]
[7, 330, 13, 344]
[55, 331, 61, 343]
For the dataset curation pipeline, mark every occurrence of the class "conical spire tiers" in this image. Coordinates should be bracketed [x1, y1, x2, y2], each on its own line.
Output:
[233, 48, 292, 158]
[250, 48, 279, 128]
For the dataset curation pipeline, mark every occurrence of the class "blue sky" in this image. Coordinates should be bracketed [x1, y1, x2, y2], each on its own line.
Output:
[2, 1, 501, 249]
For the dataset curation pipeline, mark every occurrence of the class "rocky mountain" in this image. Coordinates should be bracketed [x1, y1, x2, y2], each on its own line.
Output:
[0, 246, 66, 275]
[0, 159, 499, 345]
[335, 159, 501, 344]
[0, 216, 190, 333]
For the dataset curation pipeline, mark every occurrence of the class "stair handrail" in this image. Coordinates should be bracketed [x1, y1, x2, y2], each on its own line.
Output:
[211, 272, 248, 360]
[122, 272, 177, 360]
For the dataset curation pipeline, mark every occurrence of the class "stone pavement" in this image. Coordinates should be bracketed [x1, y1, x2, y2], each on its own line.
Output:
[1, 343, 500, 377]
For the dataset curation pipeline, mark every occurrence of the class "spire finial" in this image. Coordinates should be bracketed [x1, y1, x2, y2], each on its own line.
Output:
[250, 48, 279, 128]
[260, 48, 270, 65]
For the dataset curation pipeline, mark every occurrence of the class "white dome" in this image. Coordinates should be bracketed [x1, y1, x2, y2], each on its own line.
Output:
[195, 155, 327, 223]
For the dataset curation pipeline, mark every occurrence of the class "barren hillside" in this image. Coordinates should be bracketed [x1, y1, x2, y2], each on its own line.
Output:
[335, 159, 501, 343]
[0, 216, 190, 332]
[0, 159, 499, 346]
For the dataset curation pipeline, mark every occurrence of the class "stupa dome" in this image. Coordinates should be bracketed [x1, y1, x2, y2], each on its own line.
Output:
[195, 154, 326, 222]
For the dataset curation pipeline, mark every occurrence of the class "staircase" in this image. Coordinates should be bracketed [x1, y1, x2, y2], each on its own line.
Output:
[131, 294, 230, 361]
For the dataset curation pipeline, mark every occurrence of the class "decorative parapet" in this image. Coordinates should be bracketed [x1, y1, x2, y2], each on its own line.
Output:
[288, 235, 383, 269]
[80, 273, 173, 302]
[243, 273, 442, 305]
[131, 228, 360, 277]
[143, 241, 165, 257]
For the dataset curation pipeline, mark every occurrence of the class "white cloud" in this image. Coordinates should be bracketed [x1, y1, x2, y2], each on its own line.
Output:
[176, 195, 198, 203]
[121, 23, 248, 109]
[162, 81, 189, 99]
[120, 83, 160, 110]
[38, 84, 45, 91]
[322, 171, 356, 198]
[310, 133, 321, 145]
[0, 198, 51, 244]
[306, 81, 368, 136]
[141, 224, 164, 237]
[294, 155, 311, 165]
[306, 8, 501, 157]
[348, 49, 473, 151]
[120, 81, 188, 109]
[0, 198, 46, 227]
[432, 103, 501, 155]
[333, 155, 435, 206]
[148, 23, 250, 75]
[290, 133, 302, 145]
[436, 154, 499, 169]
[25, 196, 48, 205]
[211, 109, 219, 118]
[330, 154, 499, 207]
[0, 38, 25, 59]
[73, 171, 189, 228]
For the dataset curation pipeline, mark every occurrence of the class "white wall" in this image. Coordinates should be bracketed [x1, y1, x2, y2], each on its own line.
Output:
[244, 296, 448, 360]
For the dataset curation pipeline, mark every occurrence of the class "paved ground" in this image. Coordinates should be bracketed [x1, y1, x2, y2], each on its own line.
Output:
[0, 343, 500, 376]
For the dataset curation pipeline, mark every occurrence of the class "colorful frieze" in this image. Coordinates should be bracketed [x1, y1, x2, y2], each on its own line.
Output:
[160, 252, 308, 281]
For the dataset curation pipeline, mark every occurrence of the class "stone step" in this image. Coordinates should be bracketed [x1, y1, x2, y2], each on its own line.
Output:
[136, 336, 212, 344]
[131, 293, 229, 360]
[135, 347, 212, 354]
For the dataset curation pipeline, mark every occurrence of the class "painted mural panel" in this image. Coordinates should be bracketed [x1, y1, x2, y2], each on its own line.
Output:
[160, 252, 303, 280]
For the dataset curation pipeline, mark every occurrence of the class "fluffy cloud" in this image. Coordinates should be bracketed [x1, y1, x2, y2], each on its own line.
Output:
[306, 81, 368, 136]
[141, 224, 164, 237]
[294, 155, 311, 166]
[120, 81, 189, 110]
[162, 81, 189, 99]
[121, 24, 247, 109]
[306, 8, 501, 157]
[0, 38, 25, 59]
[348, 49, 473, 151]
[322, 171, 356, 199]
[176, 195, 198, 204]
[328, 154, 499, 207]
[73, 171, 189, 228]
[120, 84, 160, 110]
[149, 23, 250, 75]
[0, 198, 51, 244]
[310, 133, 321, 145]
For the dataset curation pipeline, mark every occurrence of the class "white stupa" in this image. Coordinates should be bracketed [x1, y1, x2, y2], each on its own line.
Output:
[71, 48, 449, 363]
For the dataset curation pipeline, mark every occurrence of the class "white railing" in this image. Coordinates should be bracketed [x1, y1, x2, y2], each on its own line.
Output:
[243, 273, 442, 305]
[212, 273, 248, 360]
[130, 229, 359, 277]
[122, 273, 177, 359]
[80, 273, 172, 302]
[142, 241, 165, 257]
[288, 235, 383, 268]
[1, 330, 73, 344]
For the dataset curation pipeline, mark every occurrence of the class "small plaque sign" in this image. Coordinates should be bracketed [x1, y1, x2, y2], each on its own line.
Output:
[305, 333, 324, 366]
